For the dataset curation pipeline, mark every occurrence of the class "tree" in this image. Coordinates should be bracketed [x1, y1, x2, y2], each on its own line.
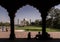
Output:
[54, 8, 60, 28]
[47, 7, 60, 28]
[48, 7, 56, 28]
[46, 18, 52, 28]
[4, 22, 10, 26]
[31, 22, 35, 26]
[35, 19, 40, 25]
[0, 22, 5, 26]
[0, 22, 2, 26]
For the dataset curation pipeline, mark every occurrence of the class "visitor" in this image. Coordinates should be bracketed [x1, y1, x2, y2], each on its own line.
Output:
[6, 27, 8, 32]
[34, 32, 42, 40]
[2, 25, 4, 32]
[27, 32, 31, 40]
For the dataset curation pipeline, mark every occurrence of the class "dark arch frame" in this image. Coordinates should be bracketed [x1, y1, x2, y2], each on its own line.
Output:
[15, 4, 42, 20]
[0, 0, 60, 40]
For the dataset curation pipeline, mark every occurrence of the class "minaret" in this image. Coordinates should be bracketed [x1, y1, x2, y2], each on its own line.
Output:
[30, 19, 31, 25]
[17, 19, 19, 25]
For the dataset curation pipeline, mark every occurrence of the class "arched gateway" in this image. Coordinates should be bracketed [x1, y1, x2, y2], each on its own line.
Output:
[0, 0, 60, 40]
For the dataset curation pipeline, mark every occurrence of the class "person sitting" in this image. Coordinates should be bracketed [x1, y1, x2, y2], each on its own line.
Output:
[34, 32, 42, 40]
[27, 32, 31, 40]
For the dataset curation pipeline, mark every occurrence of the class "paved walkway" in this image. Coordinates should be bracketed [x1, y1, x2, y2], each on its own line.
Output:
[0, 30, 60, 38]
[0, 30, 60, 42]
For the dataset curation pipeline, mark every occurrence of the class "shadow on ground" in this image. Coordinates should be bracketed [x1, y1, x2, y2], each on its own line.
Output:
[0, 38, 60, 42]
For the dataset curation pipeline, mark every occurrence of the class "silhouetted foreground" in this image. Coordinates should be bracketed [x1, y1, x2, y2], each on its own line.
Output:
[0, 38, 60, 42]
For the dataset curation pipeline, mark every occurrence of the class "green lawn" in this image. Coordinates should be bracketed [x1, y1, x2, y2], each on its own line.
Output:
[15, 26, 60, 32]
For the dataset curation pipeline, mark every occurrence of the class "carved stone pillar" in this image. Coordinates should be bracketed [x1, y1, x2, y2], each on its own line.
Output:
[41, 11, 47, 35]
[41, 11, 51, 39]
[9, 12, 15, 40]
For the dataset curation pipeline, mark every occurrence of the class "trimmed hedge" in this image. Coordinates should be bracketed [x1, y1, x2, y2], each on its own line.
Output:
[25, 29, 42, 31]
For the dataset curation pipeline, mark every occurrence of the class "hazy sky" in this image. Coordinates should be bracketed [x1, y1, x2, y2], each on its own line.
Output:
[55, 4, 60, 9]
[15, 5, 41, 24]
[0, 4, 60, 24]
[0, 6, 10, 23]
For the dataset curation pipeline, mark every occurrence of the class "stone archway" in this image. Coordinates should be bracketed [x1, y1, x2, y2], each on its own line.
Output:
[0, 0, 60, 40]
[15, 4, 42, 38]
[0, 5, 10, 38]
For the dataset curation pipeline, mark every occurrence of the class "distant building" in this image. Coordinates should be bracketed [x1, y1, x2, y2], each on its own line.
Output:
[20, 18, 29, 26]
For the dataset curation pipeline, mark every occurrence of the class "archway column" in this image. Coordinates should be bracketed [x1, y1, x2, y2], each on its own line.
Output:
[9, 12, 15, 40]
[41, 11, 47, 35]
[42, 16, 46, 35]
[41, 11, 51, 39]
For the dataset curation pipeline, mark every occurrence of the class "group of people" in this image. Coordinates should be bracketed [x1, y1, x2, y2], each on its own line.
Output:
[27, 32, 42, 40]
[0, 26, 8, 32]
[27, 32, 51, 40]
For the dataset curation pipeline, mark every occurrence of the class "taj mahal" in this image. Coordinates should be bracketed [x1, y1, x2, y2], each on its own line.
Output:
[17, 18, 31, 26]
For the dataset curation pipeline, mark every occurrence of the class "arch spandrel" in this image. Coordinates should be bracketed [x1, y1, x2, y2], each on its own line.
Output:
[0, 0, 60, 15]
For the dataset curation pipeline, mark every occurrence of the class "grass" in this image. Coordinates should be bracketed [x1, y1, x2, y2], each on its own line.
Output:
[15, 26, 42, 31]
[15, 26, 60, 32]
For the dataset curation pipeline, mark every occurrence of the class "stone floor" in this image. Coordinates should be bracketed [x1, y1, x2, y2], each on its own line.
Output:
[0, 30, 60, 42]
[0, 30, 60, 38]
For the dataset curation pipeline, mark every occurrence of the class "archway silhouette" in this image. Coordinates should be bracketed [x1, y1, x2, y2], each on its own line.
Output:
[0, 0, 60, 40]
[15, 5, 42, 38]
[46, 4, 60, 38]
[0, 5, 10, 38]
